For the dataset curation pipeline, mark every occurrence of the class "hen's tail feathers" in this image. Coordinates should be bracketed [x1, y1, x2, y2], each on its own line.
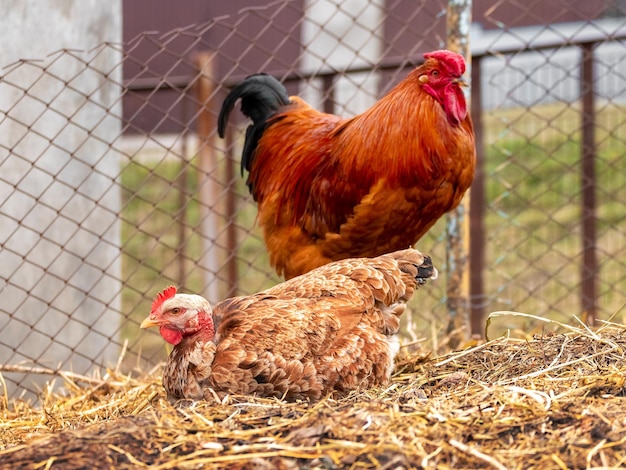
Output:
[217, 74, 290, 175]
[415, 255, 437, 285]
[390, 249, 438, 286]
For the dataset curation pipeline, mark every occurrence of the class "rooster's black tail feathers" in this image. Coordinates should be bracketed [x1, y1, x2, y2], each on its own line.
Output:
[218, 74, 290, 174]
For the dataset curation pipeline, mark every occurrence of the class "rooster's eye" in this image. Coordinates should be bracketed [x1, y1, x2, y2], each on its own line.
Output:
[171, 308, 182, 315]
[431, 70, 439, 77]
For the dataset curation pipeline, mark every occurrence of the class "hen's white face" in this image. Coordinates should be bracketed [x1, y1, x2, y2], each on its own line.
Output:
[140, 293, 214, 345]
[159, 294, 211, 328]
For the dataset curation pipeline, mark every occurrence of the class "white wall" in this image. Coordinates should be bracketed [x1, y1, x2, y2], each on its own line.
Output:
[0, 0, 123, 400]
[471, 19, 626, 109]
[301, 0, 384, 116]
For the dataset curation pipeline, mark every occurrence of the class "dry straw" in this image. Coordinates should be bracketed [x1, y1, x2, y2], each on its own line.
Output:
[1, 314, 625, 469]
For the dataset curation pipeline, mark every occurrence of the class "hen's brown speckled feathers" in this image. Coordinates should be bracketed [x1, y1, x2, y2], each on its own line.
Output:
[141, 249, 436, 402]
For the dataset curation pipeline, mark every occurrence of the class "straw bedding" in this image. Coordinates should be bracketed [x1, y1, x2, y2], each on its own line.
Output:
[1, 321, 625, 469]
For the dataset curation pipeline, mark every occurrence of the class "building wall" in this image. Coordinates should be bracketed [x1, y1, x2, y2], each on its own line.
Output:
[120, 1, 617, 131]
[0, 0, 123, 399]
[122, 0, 304, 133]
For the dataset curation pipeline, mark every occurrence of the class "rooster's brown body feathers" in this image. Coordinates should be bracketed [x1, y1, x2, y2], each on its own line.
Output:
[219, 51, 475, 279]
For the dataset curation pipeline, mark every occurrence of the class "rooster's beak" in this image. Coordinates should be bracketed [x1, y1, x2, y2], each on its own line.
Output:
[140, 316, 160, 329]
[454, 76, 469, 87]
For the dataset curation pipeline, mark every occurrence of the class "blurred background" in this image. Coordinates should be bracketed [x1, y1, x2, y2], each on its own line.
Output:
[1, 0, 625, 401]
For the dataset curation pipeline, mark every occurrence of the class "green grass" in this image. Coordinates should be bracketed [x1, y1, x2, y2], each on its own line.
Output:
[121, 101, 626, 362]
[119, 153, 281, 361]
[479, 102, 626, 336]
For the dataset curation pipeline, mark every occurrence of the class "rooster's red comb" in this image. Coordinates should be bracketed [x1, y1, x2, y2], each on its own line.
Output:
[151, 286, 177, 314]
[423, 50, 466, 75]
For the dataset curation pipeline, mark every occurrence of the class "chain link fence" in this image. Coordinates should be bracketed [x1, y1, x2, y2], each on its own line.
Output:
[1, 0, 625, 401]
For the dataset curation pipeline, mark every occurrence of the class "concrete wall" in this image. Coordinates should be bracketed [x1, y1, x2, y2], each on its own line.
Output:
[0, 0, 123, 400]
[472, 19, 626, 109]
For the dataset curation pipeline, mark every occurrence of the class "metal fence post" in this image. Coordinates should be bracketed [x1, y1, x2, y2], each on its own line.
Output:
[469, 54, 485, 336]
[194, 51, 223, 304]
[177, 96, 190, 291]
[446, 0, 473, 343]
[580, 42, 598, 325]
[224, 126, 239, 298]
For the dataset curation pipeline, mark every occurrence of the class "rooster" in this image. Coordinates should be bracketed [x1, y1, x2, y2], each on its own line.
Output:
[218, 50, 475, 279]
[140, 248, 436, 402]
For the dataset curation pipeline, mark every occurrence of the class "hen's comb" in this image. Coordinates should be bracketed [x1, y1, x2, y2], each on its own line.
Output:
[423, 50, 466, 75]
[151, 286, 177, 314]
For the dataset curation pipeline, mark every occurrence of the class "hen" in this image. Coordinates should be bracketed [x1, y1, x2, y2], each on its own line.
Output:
[140, 248, 436, 402]
[218, 50, 475, 279]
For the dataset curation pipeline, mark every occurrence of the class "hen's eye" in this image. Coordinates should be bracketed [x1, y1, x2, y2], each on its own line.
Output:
[432, 70, 439, 77]
[171, 307, 182, 315]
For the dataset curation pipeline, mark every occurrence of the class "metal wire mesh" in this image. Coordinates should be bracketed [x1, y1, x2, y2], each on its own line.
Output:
[1, 0, 625, 400]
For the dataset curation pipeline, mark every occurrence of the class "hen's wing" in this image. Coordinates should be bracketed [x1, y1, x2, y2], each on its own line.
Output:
[205, 250, 430, 400]
[208, 293, 365, 400]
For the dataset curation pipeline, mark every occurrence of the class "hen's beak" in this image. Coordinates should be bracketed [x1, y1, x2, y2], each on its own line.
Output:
[140, 316, 160, 329]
